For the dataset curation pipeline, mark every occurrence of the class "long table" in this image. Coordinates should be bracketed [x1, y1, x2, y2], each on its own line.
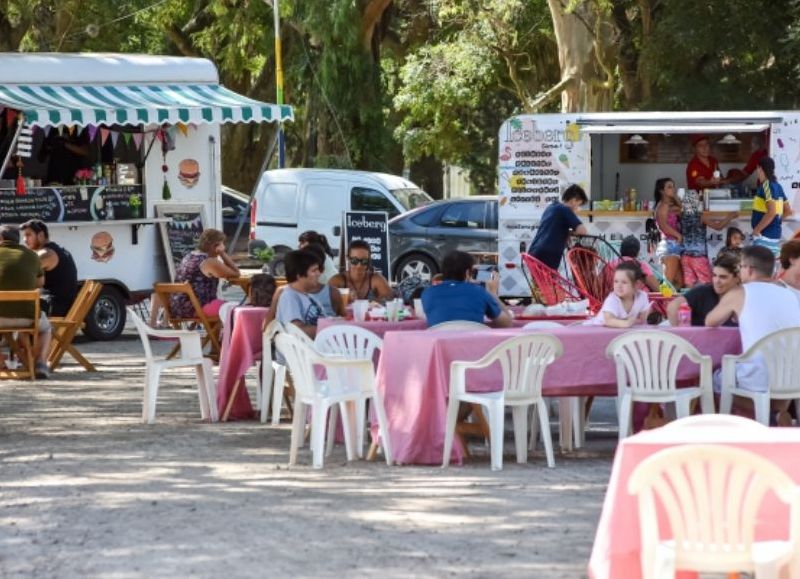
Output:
[375, 326, 742, 465]
[589, 425, 800, 579]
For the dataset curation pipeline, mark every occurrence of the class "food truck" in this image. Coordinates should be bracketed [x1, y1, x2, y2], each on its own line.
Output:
[0, 53, 292, 339]
[498, 111, 800, 297]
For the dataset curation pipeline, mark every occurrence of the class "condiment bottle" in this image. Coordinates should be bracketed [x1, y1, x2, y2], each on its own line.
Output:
[678, 303, 691, 326]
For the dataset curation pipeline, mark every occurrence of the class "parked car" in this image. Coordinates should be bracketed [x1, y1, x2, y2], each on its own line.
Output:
[221, 185, 251, 254]
[390, 196, 498, 281]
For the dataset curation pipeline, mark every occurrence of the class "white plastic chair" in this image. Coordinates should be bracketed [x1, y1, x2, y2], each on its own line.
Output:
[260, 319, 287, 425]
[442, 334, 563, 470]
[127, 307, 218, 424]
[522, 321, 563, 329]
[428, 320, 488, 331]
[606, 330, 714, 441]
[275, 333, 392, 468]
[662, 414, 766, 430]
[720, 327, 800, 425]
[284, 321, 316, 347]
[314, 325, 390, 461]
[628, 444, 800, 579]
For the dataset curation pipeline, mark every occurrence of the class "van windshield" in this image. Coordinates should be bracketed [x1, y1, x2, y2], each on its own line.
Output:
[390, 188, 434, 211]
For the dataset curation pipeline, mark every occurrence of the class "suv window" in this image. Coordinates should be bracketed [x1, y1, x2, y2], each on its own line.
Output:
[438, 201, 487, 229]
[351, 187, 400, 218]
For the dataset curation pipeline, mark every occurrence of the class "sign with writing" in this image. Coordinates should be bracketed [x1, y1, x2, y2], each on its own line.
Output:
[155, 204, 207, 280]
[343, 211, 390, 277]
[0, 185, 145, 223]
[497, 114, 591, 297]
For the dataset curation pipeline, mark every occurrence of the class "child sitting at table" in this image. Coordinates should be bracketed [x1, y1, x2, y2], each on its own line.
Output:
[246, 273, 277, 307]
[587, 261, 651, 327]
[716, 226, 744, 262]
[605, 235, 660, 292]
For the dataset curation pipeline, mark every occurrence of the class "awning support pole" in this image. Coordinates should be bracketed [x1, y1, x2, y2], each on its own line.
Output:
[1, 113, 24, 180]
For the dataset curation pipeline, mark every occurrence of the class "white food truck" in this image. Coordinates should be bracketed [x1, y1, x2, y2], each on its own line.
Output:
[0, 53, 292, 339]
[498, 111, 800, 297]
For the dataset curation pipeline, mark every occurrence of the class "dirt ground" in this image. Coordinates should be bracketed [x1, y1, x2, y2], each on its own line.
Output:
[0, 329, 616, 578]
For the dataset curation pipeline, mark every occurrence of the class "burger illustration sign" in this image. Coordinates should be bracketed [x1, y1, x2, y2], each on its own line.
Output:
[178, 158, 200, 189]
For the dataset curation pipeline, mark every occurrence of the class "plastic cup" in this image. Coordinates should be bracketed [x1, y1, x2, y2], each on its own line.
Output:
[386, 300, 399, 322]
[413, 298, 425, 320]
[353, 300, 369, 322]
[338, 287, 350, 305]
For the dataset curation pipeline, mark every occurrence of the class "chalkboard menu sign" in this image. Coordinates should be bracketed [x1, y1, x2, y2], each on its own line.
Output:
[155, 204, 207, 280]
[0, 185, 145, 223]
[343, 211, 390, 277]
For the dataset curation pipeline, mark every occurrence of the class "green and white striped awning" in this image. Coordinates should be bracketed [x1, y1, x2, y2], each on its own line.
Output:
[0, 83, 293, 127]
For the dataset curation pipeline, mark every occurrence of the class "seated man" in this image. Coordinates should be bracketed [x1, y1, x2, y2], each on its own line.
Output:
[606, 235, 659, 292]
[706, 246, 800, 418]
[421, 250, 512, 328]
[667, 253, 740, 326]
[0, 225, 53, 378]
[275, 249, 326, 339]
[19, 219, 78, 316]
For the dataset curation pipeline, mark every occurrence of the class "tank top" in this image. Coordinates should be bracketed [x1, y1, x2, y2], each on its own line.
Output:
[346, 271, 376, 301]
[44, 241, 78, 316]
[655, 202, 681, 242]
[740, 282, 800, 351]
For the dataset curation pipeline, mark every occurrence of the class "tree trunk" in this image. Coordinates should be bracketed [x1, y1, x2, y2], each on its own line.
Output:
[546, 0, 613, 112]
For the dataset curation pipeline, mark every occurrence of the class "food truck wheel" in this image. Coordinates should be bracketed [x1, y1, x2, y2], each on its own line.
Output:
[83, 286, 126, 341]
[395, 253, 438, 283]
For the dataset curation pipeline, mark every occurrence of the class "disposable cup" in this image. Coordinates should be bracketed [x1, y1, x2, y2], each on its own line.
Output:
[413, 298, 425, 320]
[338, 287, 351, 305]
[353, 300, 369, 322]
[386, 300, 400, 322]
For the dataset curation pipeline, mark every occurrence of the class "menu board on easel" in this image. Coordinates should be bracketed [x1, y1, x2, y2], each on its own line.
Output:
[155, 204, 206, 280]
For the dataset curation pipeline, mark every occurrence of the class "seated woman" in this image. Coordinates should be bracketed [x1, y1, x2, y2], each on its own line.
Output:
[328, 240, 394, 303]
[606, 235, 660, 292]
[586, 261, 651, 327]
[169, 228, 240, 319]
[666, 253, 740, 326]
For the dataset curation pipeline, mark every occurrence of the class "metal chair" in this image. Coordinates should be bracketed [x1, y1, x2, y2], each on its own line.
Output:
[521, 254, 599, 312]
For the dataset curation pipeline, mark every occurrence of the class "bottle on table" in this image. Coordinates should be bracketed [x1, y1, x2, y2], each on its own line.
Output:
[678, 303, 691, 327]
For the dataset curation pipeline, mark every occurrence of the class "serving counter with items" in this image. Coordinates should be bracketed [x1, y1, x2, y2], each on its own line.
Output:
[0, 184, 145, 223]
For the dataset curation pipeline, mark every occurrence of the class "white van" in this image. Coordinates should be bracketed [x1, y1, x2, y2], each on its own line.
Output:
[250, 168, 433, 270]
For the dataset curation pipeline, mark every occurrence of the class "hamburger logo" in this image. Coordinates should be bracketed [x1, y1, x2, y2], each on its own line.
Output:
[90, 231, 115, 263]
[178, 158, 200, 189]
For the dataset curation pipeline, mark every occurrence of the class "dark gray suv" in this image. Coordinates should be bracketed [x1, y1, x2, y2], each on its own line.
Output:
[389, 196, 498, 281]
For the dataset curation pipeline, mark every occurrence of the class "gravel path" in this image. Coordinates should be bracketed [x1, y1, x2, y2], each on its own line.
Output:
[0, 331, 615, 578]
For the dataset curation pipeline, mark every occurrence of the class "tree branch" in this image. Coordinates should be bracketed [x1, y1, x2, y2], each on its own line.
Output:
[525, 75, 576, 112]
[361, 0, 392, 50]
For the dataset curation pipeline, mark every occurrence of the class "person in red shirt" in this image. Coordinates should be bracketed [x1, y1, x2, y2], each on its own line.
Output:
[686, 135, 726, 191]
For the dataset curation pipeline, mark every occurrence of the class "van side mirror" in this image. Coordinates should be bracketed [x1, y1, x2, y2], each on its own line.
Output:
[332, 225, 341, 236]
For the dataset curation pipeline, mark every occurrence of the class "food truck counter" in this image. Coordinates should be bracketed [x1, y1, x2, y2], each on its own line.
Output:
[0, 184, 145, 223]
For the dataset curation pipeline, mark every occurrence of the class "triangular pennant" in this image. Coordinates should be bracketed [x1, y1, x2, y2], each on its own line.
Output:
[100, 128, 110, 145]
[188, 123, 197, 131]
[156, 129, 164, 142]
[111, 131, 119, 148]
[176, 123, 189, 137]
[57, 126, 64, 136]
[68, 126, 75, 136]
[167, 126, 177, 141]
[122, 132, 132, 147]
[6, 108, 17, 126]
[132, 133, 143, 150]
[43, 126, 51, 137]
[87, 125, 98, 143]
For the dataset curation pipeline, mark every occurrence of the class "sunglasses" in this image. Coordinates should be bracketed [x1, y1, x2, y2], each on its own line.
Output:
[349, 257, 370, 266]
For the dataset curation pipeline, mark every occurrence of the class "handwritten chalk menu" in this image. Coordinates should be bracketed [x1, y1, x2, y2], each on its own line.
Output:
[0, 185, 145, 223]
[155, 204, 207, 280]
[343, 211, 390, 277]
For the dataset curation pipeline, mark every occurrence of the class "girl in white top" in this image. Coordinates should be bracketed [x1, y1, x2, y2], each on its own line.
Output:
[587, 261, 651, 327]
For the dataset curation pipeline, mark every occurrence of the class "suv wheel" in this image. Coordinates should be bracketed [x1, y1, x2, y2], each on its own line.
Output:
[396, 254, 438, 282]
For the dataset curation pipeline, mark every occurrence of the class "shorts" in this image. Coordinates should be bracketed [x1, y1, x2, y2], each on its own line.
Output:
[712, 358, 768, 394]
[680, 254, 712, 287]
[202, 298, 225, 318]
[656, 239, 683, 260]
[0, 312, 52, 332]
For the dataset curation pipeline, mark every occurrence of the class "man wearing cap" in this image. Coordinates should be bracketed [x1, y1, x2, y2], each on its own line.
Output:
[686, 135, 727, 191]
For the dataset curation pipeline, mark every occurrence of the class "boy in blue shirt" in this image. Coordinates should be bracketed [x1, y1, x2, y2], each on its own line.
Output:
[422, 251, 512, 328]
[528, 184, 588, 269]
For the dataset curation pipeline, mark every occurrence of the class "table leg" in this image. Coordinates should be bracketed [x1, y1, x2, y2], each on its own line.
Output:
[221, 377, 244, 422]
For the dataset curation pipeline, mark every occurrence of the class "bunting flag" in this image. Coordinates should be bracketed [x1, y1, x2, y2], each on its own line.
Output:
[176, 123, 188, 137]
[5, 108, 16, 126]
[167, 126, 177, 142]
[87, 125, 98, 143]
[132, 132, 143, 150]
[110, 131, 119, 148]
[100, 127, 110, 145]
[122, 132, 132, 147]
[42, 126, 51, 138]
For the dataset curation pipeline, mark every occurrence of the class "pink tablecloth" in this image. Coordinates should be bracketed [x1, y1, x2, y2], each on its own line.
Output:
[588, 426, 800, 579]
[376, 326, 741, 465]
[215, 306, 269, 420]
[317, 315, 581, 336]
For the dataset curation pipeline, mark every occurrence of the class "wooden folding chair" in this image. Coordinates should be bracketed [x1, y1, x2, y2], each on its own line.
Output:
[153, 282, 222, 361]
[0, 290, 41, 381]
[47, 280, 102, 372]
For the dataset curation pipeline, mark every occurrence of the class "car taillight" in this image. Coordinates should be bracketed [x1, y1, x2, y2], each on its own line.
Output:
[249, 198, 257, 239]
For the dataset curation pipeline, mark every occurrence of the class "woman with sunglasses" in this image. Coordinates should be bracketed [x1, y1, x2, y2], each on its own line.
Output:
[328, 240, 394, 303]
